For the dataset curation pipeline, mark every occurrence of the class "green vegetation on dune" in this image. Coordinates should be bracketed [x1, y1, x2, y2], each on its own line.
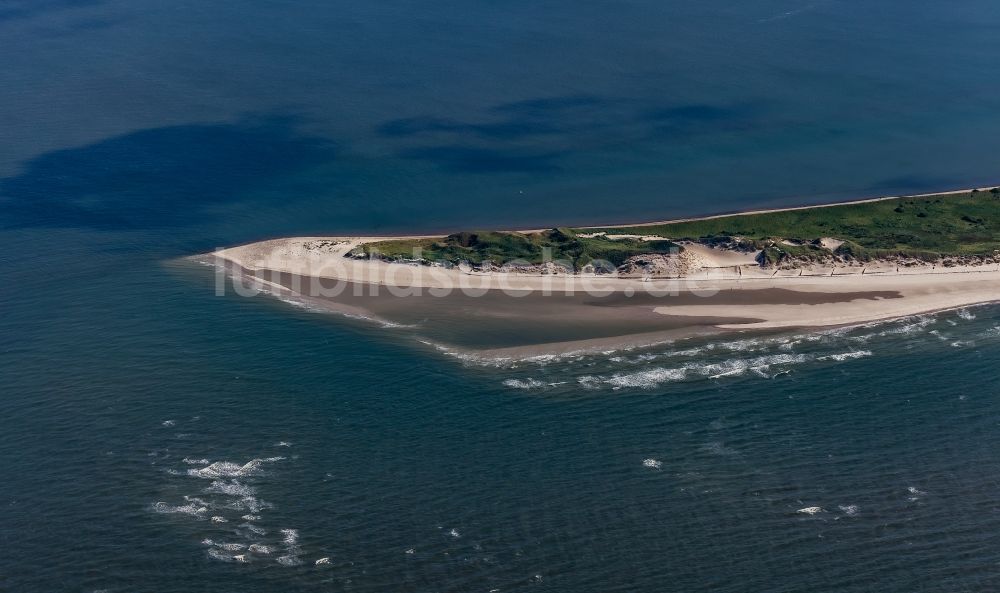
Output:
[354, 189, 1000, 270]
[579, 189, 1000, 259]
[352, 228, 681, 270]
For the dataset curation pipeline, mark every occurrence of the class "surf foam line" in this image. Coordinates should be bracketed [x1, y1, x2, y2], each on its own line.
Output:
[577, 349, 874, 389]
[429, 310, 944, 371]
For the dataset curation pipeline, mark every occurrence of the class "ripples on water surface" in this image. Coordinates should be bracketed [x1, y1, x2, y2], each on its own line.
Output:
[5, 0, 1000, 590]
[11, 294, 1000, 592]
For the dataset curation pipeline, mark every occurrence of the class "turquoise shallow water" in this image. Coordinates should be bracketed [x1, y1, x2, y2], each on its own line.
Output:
[4, 1, 1000, 591]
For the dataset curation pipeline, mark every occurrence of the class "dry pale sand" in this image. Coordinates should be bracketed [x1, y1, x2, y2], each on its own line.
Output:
[207, 236, 1000, 334]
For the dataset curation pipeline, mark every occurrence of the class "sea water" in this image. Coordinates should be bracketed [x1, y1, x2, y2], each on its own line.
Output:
[4, 1, 1000, 591]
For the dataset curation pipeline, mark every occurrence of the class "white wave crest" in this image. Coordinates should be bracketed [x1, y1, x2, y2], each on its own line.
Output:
[207, 548, 238, 562]
[875, 316, 936, 337]
[187, 457, 284, 479]
[604, 367, 687, 388]
[817, 350, 872, 362]
[502, 378, 546, 389]
[153, 501, 208, 517]
[206, 479, 257, 498]
[584, 353, 808, 389]
[214, 542, 247, 551]
[838, 504, 860, 517]
[225, 496, 271, 513]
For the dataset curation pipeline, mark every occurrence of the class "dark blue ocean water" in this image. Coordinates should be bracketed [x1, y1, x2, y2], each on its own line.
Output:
[4, 1, 1000, 591]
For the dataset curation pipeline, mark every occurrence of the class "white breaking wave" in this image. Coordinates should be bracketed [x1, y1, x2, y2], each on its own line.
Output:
[187, 457, 285, 479]
[502, 378, 546, 389]
[224, 495, 271, 513]
[874, 316, 937, 337]
[207, 548, 238, 562]
[206, 479, 257, 498]
[957, 308, 976, 320]
[797, 506, 823, 515]
[153, 501, 208, 517]
[339, 310, 416, 329]
[929, 330, 949, 341]
[214, 542, 247, 551]
[579, 353, 808, 389]
[278, 528, 305, 566]
[817, 350, 872, 362]
[838, 504, 860, 517]
[154, 446, 318, 569]
[275, 296, 331, 315]
[429, 342, 514, 368]
[642, 458, 663, 469]
[572, 340, 886, 390]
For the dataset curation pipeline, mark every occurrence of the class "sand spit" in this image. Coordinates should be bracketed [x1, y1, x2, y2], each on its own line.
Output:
[202, 234, 1000, 339]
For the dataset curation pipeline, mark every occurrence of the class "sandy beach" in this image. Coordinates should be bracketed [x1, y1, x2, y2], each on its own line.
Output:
[195, 185, 1000, 355]
[201, 230, 1000, 355]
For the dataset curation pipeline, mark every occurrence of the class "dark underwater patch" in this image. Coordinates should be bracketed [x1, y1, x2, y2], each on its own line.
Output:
[0, 0, 104, 23]
[0, 116, 338, 230]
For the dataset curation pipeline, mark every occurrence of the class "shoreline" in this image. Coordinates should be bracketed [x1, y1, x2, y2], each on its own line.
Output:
[199, 184, 1000, 353]
[576, 185, 1000, 231]
[212, 184, 1000, 244]
[192, 254, 1000, 360]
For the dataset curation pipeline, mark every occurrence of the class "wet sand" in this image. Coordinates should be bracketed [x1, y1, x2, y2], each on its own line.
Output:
[211, 260, 911, 355]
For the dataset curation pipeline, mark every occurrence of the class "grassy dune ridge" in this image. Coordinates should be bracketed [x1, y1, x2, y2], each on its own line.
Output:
[356, 188, 1000, 269]
[351, 228, 681, 270]
[587, 189, 1000, 260]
